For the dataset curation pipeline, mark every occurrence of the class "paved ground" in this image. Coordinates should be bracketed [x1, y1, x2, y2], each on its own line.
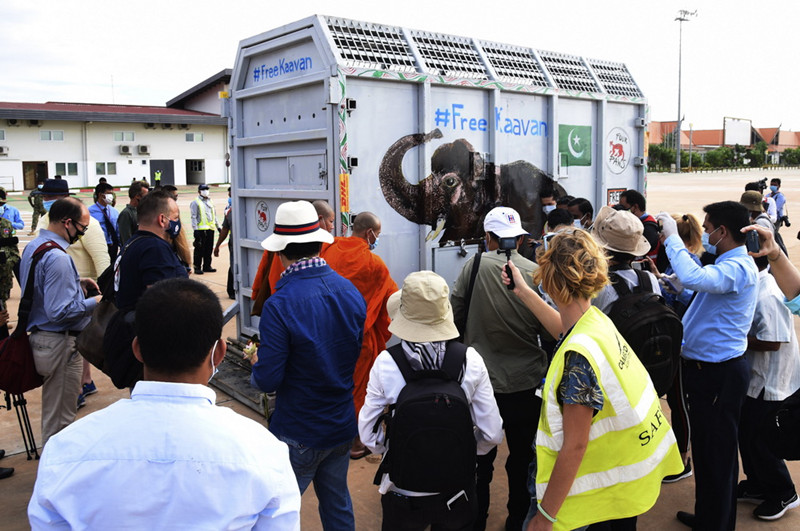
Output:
[2, 173, 800, 529]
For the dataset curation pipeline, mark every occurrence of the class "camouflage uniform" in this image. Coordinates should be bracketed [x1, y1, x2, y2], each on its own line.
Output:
[0, 217, 20, 303]
[28, 189, 47, 232]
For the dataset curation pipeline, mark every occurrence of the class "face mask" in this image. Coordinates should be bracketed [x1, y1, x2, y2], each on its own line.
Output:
[37, 184, 43, 190]
[65, 220, 86, 244]
[43, 200, 56, 212]
[208, 340, 220, 383]
[573, 218, 583, 229]
[227, 197, 232, 207]
[166, 217, 181, 239]
[0, 205, 5, 215]
[369, 230, 379, 251]
[770, 185, 779, 193]
[703, 227, 721, 255]
[104, 193, 114, 204]
[543, 204, 556, 215]
[200, 190, 210, 198]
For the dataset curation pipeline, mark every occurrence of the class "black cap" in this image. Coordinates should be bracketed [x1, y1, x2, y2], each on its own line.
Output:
[41, 179, 74, 196]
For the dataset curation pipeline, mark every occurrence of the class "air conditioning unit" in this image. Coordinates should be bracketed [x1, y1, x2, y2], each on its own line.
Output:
[28, 119, 41, 127]
[6, 119, 19, 127]
[178, 124, 190, 130]
[144, 123, 156, 129]
[161, 123, 173, 130]
[0, 146, 8, 155]
[138, 145, 151, 155]
[119, 145, 132, 155]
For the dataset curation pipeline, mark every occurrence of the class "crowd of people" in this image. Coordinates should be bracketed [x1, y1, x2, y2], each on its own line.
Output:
[0, 174, 797, 531]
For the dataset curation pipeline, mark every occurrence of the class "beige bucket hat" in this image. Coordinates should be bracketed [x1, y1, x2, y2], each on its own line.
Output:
[591, 205, 652, 256]
[387, 271, 459, 343]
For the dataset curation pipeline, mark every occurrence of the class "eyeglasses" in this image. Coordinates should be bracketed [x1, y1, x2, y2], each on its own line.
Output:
[72, 220, 89, 235]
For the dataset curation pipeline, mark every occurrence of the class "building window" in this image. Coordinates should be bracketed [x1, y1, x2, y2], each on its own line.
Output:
[185, 132, 204, 142]
[188, 160, 204, 172]
[55, 162, 79, 176]
[40, 130, 64, 141]
[113, 131, 135, 142]
[96, 162, 117, 175]
[0, 130, 5, 141]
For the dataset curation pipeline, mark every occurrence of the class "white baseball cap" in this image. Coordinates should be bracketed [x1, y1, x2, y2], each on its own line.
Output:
[483, 206, 528, 238]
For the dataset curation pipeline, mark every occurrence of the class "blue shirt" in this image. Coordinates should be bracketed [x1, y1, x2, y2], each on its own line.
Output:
[785, 294, 800, 315]
[20, 230, 97, 332]
[115, 231, 188, 311]
[0, 204, 23, 231]
[252, 262, 366, 449]
[664, 234, 757, 362]
[88, 202, 120, 245]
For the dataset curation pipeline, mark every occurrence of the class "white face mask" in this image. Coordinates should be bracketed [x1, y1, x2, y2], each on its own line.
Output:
[543, 204, 556, 214]
[104, 193, 114, 204]
[208, 340, 219, 383]
[200, 190, 210, 198]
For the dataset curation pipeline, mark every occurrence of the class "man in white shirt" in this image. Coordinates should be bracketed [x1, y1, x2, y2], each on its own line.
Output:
[359, 271, 503, 530]
[28, 278, 301, 530]
[737, 255, 800, 521]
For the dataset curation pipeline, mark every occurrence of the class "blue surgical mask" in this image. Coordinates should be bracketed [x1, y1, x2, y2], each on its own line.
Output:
[369, 236, 379, 251]
[573, 218, 583, 229]
[166, 218, 181, 239]
[227, 197, 232, 207]
[770, 185, 779, 193]
[37, 184, 43, 190]
[543, 204, 556, 215]
[702, 228, 720, 255]
[43, 200, 56, 212]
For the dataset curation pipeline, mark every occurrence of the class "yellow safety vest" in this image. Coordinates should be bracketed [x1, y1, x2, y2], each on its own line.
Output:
[536, 306, 682, 530]
[194, 197, 216, 230]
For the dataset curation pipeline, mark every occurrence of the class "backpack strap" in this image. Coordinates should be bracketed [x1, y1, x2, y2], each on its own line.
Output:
[14, 241, 65, 338]
[387, 343, 416, 384]
[610, 268, 653, 299]
[441, 341, 467, 383]
[459, 251, 482, 334]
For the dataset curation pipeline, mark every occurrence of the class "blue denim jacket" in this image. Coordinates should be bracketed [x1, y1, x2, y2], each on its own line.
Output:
[252, 263, 366, 449]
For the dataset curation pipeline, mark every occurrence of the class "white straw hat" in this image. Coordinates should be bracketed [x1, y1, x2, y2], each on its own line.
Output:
[261, 200, 334, 252]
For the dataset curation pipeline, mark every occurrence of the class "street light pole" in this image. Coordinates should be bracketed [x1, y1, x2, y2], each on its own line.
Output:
[675, 9, 697, 173]
[689, 123, 694, 172]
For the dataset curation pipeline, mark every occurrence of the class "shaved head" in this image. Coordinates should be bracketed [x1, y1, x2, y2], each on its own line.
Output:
[313, 200, 335, 233]
[352, 211, 380, 237]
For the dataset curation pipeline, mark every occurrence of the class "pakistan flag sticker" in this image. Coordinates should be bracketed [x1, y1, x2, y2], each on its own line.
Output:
[559, 125, 592, 167]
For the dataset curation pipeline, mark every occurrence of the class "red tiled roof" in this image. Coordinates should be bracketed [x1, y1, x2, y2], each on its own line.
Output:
[690, 130, 723, 146]
[0, 101, 217, 117]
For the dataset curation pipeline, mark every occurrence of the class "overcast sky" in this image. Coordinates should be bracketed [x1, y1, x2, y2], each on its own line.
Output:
[1, 0, 797, 131]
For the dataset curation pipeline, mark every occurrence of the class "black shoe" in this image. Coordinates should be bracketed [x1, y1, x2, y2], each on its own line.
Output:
[737, 480, 767, 503]
[202, 267, 217, 273]
[194, 269, 204, 275]
[754, 493, 800, 521]
[0, 467, 13, 480]
[663, 458, 692, 483]
[676, 511, 695, 528]
[0, 449, 5, 460]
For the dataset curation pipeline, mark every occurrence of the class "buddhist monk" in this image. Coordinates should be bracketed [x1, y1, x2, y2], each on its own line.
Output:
[321, 212, 397, 459]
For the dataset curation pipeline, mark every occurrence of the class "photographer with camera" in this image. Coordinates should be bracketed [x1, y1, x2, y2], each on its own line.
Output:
[766, 178, 790, 230]
[451, 206, 550, 531]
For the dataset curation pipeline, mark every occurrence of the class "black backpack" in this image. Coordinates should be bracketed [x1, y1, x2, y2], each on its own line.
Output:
[607, 269, 683, 397]
[372, 342, 476, 494]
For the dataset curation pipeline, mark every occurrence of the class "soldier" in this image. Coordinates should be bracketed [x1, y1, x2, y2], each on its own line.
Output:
[0, 216, 19, 339]
[28, 180, 47, 235]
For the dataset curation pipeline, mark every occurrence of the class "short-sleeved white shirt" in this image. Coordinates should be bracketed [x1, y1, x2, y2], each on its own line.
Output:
[747, 269, 800, 401]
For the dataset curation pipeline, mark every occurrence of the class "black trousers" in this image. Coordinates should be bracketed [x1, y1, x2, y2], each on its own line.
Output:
[665, 363, 690, 454]
[739, 393, 796, 500]
[474, 388, 540, 531]
[381, 488, 476, 531]
[193, 229, 215, 270]
[683, 356, 749, 531]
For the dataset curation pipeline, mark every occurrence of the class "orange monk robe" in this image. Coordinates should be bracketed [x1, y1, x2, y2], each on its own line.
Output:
[321, 236, 398, 414]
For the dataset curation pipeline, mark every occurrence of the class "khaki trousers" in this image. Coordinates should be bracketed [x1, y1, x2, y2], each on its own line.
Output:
[30, 331, 82, 446]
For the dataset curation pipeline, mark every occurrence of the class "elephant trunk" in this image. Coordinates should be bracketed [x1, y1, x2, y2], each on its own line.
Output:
[379, 129, 443, 224]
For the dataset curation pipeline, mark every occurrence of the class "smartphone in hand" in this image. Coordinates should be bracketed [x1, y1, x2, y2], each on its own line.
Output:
[745, 229, 760, 254]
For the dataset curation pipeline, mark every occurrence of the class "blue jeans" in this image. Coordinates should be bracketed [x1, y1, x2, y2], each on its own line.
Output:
[279, 435, 354, 531]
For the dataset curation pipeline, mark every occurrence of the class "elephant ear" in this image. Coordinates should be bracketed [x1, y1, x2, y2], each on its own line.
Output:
[431, 139, 481, 180]
[499, 161, 551, 238]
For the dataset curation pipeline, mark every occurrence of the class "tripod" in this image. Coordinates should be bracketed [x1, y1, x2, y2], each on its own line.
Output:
[2, 392, 39, 460]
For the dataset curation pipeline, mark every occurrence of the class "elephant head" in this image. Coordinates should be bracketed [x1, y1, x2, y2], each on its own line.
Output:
[379, 129, 489, 242]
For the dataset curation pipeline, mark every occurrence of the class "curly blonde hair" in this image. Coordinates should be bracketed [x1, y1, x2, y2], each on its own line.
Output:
[673, 213, 703, 256]
[533, 228, 609, 305]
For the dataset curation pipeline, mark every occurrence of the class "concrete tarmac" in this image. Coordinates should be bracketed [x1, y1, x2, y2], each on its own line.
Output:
[3, 174, 800, 529]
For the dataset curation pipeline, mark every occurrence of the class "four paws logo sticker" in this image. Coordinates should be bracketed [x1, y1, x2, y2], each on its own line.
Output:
[606, 127, 631, 174]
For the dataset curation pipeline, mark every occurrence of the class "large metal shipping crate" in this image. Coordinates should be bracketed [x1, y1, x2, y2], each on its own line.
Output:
[229, 15, 647, 337]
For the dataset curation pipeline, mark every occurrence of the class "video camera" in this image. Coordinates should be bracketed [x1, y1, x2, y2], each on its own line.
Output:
[748, 177, 768, 194]
[497, 237, 517, 290]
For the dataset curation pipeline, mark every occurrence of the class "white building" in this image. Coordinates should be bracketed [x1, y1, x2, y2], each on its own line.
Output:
[0, 69, 230, 191]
